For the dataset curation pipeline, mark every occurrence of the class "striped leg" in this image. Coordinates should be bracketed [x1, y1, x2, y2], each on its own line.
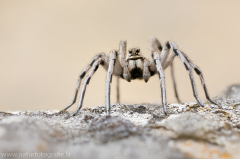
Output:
[150, 38, 181, 103]
[60, 53, 108, 113]
[152, 51, 167, 116]
[181, 52, 221, 107]
[168, 42, 204, 107]
[150, 38, 170, 65]
[158, 41, 181, 103]
[170, 63, 181, 103]
[71, 59, 103, 116]
[106, 51, 117, 115]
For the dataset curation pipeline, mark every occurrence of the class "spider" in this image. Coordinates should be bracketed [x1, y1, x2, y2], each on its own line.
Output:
[60, 37, 220, 116]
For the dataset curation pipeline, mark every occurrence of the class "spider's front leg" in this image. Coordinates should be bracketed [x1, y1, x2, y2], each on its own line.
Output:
[151, 51, 167, 116]
[150, 37, 181, 103]
[105, 50, 117, 115]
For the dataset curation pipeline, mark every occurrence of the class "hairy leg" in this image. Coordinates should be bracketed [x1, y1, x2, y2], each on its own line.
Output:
[181, 52, 220, 107]
[60, 53, 108, 112]
[116, 77, 120, 103]
[170, 63, 181, 103]
[106, 50, 117, 115]
[150, 38, 180, 103]
[152, 51, 167, 115]
[168, 41, 205, 106]
[71, 58, 103, 116]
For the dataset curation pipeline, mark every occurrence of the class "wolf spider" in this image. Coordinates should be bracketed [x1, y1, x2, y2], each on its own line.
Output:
[60, 37, 219, 116]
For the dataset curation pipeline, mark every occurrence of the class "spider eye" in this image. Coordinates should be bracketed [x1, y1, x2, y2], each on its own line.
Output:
[136, 49, 140, 53]
[129, 50, 132, 53]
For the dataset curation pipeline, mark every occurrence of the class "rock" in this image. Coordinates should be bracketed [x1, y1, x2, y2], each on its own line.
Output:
[0, 85, 240, 158]
[224, 85, 240, 99]
[88, 116, 137, 143]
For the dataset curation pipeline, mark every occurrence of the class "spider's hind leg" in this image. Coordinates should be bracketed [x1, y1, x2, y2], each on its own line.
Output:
[116, 77, 120, 103]
[181, 52, 221, 107]
[71, 58, 104, 116]
[168, 41, 218, 107]
[60, 53, 108, 114]
[170, 63, 181, 103]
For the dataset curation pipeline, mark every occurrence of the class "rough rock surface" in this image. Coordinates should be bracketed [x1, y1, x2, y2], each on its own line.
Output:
[0, 85, 240, 159]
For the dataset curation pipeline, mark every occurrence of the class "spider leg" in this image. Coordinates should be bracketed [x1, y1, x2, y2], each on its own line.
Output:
[116, 77, 120, 103]
[181, 52, 221, 107]
[168, 41, 205, 107]
[152, 51, 167, 115]
[118, 40, 131, 82]
[71, 58, 103, 116]
[170, 63, 181, 103]
[115, 40, 127, 104]
[149, 38, 170, 71]
[60, 53, 108, 112]
[150, 37, 181, 103]
[106, 50, 117, 115]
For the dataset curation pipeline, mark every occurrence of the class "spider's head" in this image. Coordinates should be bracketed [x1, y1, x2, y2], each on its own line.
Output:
[127, 47, 143, 60]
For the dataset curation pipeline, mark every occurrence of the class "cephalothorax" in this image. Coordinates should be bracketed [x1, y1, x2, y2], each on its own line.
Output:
[60, 37, 220, 116]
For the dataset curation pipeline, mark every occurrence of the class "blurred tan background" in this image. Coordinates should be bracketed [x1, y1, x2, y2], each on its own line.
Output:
[0, 0, 240, 111]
